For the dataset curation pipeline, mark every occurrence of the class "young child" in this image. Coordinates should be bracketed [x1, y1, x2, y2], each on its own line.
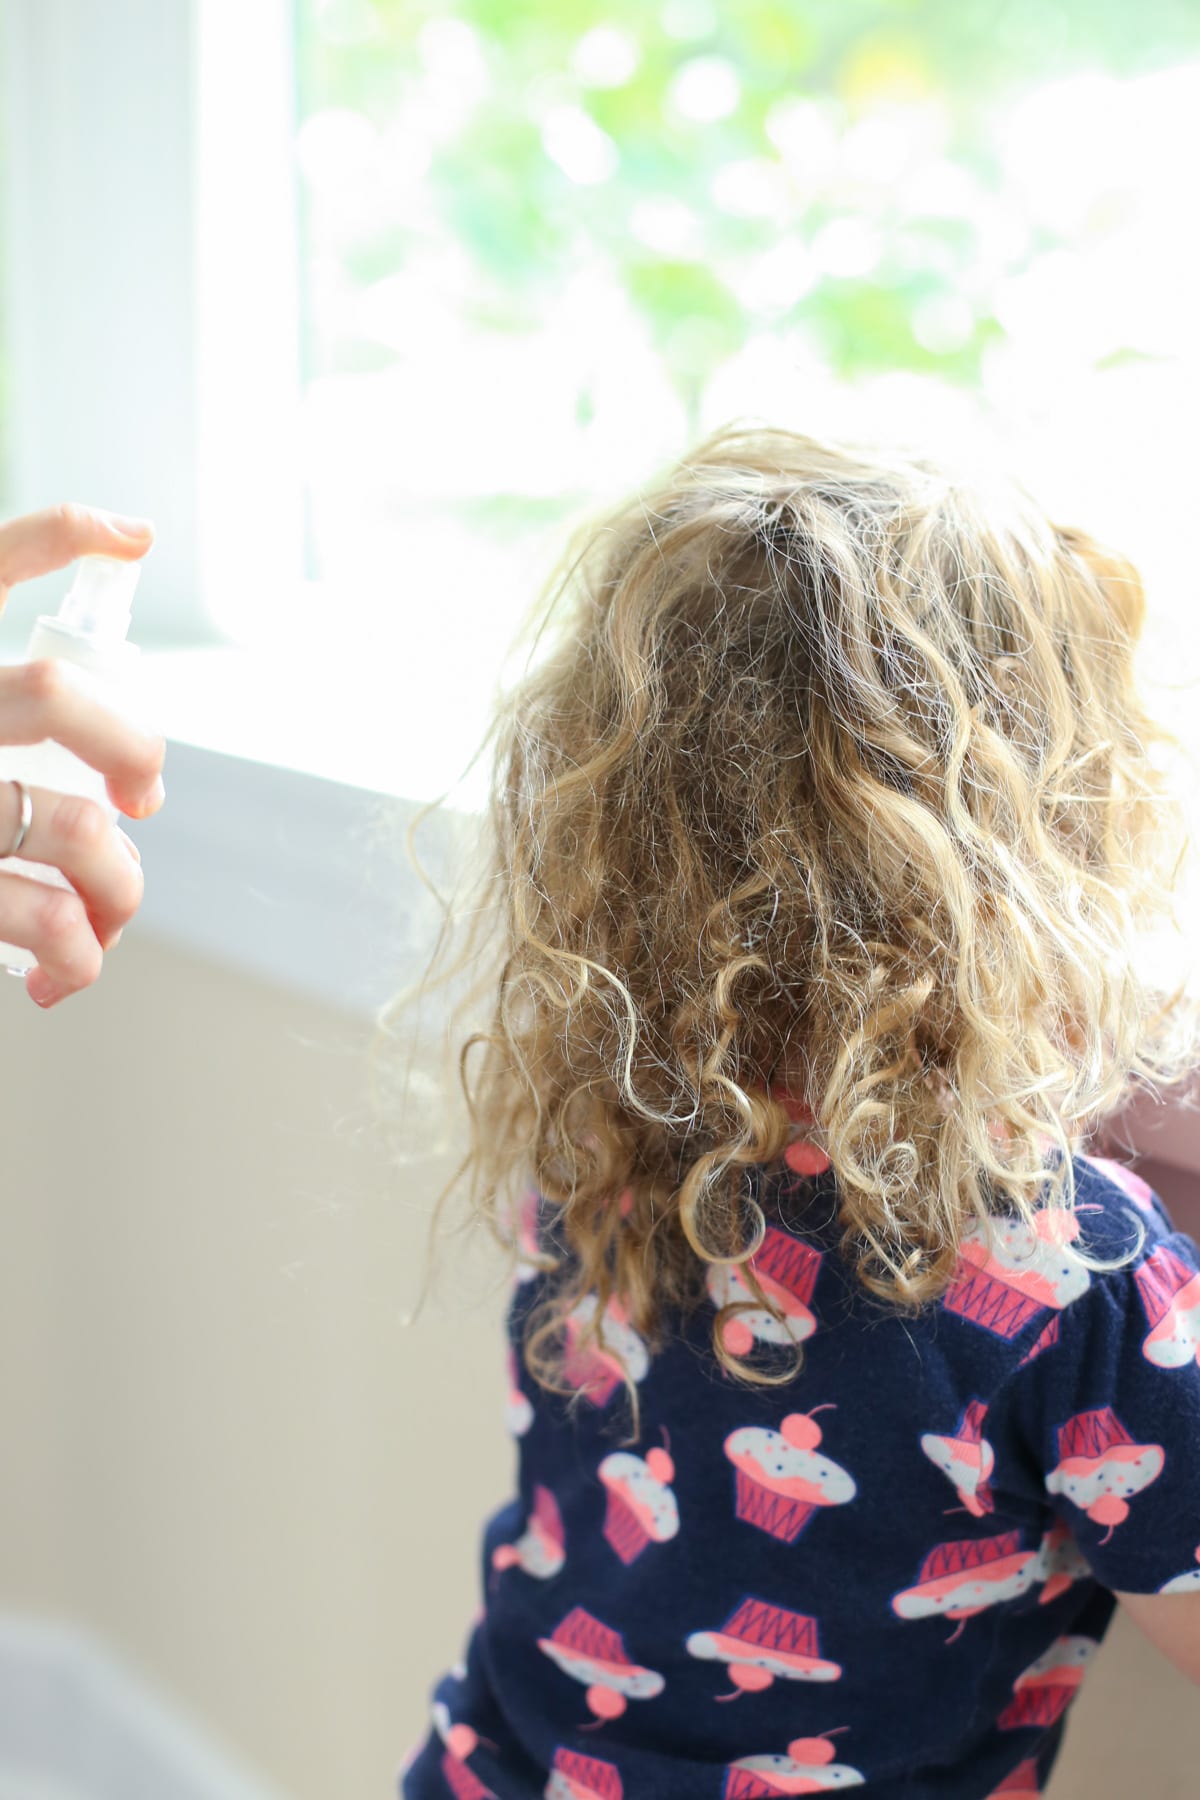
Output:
[395, 421, 1200, 1798]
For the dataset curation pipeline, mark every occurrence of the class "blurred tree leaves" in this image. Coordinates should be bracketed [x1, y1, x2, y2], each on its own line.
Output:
[295, 0, 1200, 424]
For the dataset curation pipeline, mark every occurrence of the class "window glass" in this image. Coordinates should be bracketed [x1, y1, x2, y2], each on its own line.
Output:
[291, 3, 1200, 771]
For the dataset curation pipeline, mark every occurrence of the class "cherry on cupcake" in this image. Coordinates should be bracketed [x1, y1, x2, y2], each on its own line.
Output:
[645, 1426, 674, 1486]
[781, 1403, 837, 1452]
[787, 1725, 848, 1765]
[785, 1138, 832, 1176]
[722, 1314, 756, 1356]
[445, 1724, 478, 1759]
[586, 1685, 626, 1721]
[725, 1662, 774, 1696]
[1089, 1493, 1129, 1541]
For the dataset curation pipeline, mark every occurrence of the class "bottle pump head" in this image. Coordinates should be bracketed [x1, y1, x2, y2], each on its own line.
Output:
[57, 555, 141, 645]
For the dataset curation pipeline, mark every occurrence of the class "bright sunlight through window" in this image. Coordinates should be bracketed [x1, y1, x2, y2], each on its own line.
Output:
[281, 5, 1200, 755]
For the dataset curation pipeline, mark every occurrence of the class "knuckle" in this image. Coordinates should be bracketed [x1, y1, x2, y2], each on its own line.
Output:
[35, 886, 85, 948]
[20, 657, 62, 705]
[55, 794, 108, 853]
[54, 501, 90, 554]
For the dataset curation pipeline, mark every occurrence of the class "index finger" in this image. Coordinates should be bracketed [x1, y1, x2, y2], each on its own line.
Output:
[0, 660, 165, 820]
[0, 504, 154, 593]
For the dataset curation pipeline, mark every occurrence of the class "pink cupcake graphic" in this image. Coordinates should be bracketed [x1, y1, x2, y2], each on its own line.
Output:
[1034, 1520, 1090, 1604]
[1045, 1407, 1163, 1541]
[920, 1399, 996, 1516]
[1160, 1546, 1200, 1594]
[707, 1228, 823, 1355]
[537, 1607, 664, 1723]
[1134, 1244, 1200, 1369]
[723, 1731, 863, 1795]
[598, 1438, 679, 1564]
[1080, 1154, 1156, 1213]
[497, 1184, 553, 1284]
[785, 1142, 832, 1177]
[441, 1750, 497, 1800]
[504, 1344, 534, 1438]
[770, 1087, 833, 1179]
[562, 1295, 650, 1408]
[997, 1636, 1097, 1730]
[430, 1709, 499, 1800]
[512, 1185, 549, 1279]
[942, 1211, 1090, 1340]
[724, 1408, 856, 1543]
[1017, 1315, 1060, 1369]
[771, 1087, 814, 1123]
[687, 1597, 841, 1695]
[492, 1483, 566, 1581]
[891, 1531, 1043, 1639]
[985, 1759, 1041, 1797]
[544, 1747, 623, 1800]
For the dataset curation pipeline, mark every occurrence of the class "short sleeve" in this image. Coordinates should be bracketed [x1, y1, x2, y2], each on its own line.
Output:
[1013, 1169, 1200, 1596]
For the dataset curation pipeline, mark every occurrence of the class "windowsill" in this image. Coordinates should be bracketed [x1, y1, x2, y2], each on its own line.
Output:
[0, 644, 488, 1024]
[128, 645, 493, 808]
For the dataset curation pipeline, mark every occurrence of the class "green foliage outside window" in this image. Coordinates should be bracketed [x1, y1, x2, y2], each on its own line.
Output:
[295, 0, 1200, 435]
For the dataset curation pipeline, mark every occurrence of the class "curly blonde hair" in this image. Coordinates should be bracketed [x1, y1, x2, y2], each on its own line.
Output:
[373, 418, 1200, 1440]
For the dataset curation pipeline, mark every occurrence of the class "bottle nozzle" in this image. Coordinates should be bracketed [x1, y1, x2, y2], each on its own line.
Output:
[57, 555, 141, 644]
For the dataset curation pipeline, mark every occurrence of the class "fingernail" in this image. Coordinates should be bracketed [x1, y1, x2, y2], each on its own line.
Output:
[28, 973, 62, 1008]
[107, 512, 155, 540]
[135, 777, 165, 817]
[116, 827, 142, 863]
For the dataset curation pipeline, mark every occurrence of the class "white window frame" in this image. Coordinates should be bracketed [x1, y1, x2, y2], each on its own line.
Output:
[0, 0, 464, 1020]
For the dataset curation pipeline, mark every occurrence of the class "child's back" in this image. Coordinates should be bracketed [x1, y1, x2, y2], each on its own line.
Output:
[391, 422, 1200, 1796]
[400, 1150, 1200, 1797]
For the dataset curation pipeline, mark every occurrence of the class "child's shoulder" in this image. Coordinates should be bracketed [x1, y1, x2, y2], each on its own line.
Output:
[931, 1152, 1193, 1370]
[1000, 1154, 1200, 1598]
[1070, 1149, 1187, 1266]
[1065, 1151, 1200, 1362]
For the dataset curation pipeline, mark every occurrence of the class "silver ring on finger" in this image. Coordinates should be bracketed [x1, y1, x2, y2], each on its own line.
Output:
[0, 779, 32, 858]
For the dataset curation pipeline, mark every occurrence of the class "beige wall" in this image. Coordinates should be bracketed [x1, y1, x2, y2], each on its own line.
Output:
[0, 932, 1197, 1798]
[0, 931, 513, 1799]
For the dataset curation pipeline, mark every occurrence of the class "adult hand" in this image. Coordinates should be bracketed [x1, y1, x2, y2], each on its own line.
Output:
[0, 504, 165, 1008]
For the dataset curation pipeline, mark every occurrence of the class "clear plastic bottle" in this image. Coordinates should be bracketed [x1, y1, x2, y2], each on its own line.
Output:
[0, 555, 144, 977]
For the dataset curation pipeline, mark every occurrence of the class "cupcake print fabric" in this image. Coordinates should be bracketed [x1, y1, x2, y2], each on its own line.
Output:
[399, 1151, 1200, 1799]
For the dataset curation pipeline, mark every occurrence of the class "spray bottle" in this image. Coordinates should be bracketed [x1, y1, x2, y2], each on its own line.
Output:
[0, 555, 144, 976]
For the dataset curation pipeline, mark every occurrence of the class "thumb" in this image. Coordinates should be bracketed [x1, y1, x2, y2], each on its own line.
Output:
[91, 508, 156, 557]
[0, 503, 155, 593]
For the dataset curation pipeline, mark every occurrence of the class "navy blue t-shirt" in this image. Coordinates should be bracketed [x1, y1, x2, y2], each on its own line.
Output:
[399, 1148, 1200, 1799]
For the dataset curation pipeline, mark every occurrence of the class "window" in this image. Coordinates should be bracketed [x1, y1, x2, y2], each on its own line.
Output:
[2, 0, 1200, 789]
[289, 0, 1200, 753]
[2, 0, 1199, 1007]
